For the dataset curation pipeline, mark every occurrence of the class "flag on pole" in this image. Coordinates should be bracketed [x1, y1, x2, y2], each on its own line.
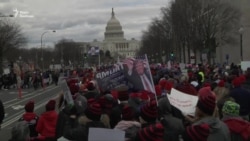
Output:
[88, 46, 100, 56]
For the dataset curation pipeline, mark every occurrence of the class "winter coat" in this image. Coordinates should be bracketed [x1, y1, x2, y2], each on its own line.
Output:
[114, 120, 141, 140]
[62, 117, 87, 141]
[160, 116, 184, 141]
[19, 112, 39, 137]
[193, 116, 230, 141]
[230, 87, 250, 116]
[36, 110, 58, 140]
[55, 106, 73, 139]
[222, 117, 250, 141]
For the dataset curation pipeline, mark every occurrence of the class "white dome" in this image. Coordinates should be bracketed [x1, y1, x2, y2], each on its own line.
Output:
[104, 8, 125, 41]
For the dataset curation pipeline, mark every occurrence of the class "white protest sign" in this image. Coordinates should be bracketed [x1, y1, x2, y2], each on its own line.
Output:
[88, 128, 125, 141]
[168, 88, 198, 116]
[60, 79, 74, 105]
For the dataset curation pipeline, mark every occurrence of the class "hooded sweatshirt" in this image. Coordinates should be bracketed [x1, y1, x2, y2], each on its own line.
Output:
[223, 117, 250, 141]
[193, 116, 230, 141]
[36, 111, 58, 139]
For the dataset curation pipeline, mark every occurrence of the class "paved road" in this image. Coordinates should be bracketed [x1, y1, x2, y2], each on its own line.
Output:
[0, 84, 62, 140]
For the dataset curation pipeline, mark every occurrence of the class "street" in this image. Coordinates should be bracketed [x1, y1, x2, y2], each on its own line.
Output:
[0, 84, 62, 141]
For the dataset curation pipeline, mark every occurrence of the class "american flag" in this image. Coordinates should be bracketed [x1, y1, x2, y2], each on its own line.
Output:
[88, 46, 100, 56]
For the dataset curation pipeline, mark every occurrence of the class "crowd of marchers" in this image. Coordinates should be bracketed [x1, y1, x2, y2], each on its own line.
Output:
[3, 62, 250, 141]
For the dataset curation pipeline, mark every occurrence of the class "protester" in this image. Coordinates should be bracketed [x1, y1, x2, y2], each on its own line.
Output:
[222, 101, 250, 141]
[230, 77, 250, 120]
[77, 101, 106, 140]
[158, 96, 185, 140]
[36, 99, 58, 141]
[175, 75, 197, 95]
[9, 121, 30, 141]
[139, 100, 158, 128]
[114, 105, 141, 141]
[184, 87, 230, 141]
[0, 99, 4, 129]
[19, 100, 39, 138]
[59, 105, 87, 141]
[134, 122, 164, 141]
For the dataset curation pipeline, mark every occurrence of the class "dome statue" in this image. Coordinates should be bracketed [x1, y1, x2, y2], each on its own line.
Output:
[104, 8, 125, 41]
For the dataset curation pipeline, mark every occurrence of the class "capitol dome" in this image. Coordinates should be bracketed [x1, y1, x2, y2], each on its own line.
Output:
[104, 8, 125, 41]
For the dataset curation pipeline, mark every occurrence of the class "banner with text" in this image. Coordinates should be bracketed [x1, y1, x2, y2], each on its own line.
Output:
[95, 63, 127, 92]
[95, 55, 155, 94]
[168, 88, 198, 116]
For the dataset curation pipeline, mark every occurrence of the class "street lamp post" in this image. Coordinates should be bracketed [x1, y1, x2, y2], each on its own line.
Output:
[239, 27, 244, 61]
[52, 58, 54, 70]
[41, 30, 56, 72]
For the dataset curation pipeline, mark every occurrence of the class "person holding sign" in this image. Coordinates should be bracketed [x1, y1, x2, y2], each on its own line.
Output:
[183, 87, 230, 141]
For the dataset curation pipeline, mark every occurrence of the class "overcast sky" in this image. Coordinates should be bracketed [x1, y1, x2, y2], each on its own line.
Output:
[0, 0, 171, 48]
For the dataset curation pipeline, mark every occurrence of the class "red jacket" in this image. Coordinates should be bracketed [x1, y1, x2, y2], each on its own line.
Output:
[36, 111, 58, 139]
[223, 118, 250, 141]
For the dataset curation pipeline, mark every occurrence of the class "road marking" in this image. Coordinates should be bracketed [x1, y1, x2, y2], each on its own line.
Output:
[9, 91, 28, 94]
[11, 105, 24, 110]
[1, 95, 59, 129]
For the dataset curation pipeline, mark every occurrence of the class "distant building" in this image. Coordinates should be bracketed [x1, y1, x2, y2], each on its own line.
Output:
[79, 8, 141, 60]
[216, 0, 250, 64]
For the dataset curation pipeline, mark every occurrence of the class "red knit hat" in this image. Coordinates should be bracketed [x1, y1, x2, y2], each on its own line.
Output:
[85, 102, 102, 121]
[197, 87, 216, 115]
[165, 81, 173, 92]
[239, 75, 246, 83]
[139, 91, 150, 101]
[155, 85, 162, 97]
[122, 105, 136, 120]
[218, 80, 225, 87]
[232, 77, 242, 87]
[159, 79, 167, 89]
[140, 100, 158, 122]
[46, 99, 56, 111]
[69, 83, 79, 95]
[129, 92, 139, 99]
[203, 82, 211, 88]
[117, 90, 129, 101]
[98, 94, 113, 110]
[25, 100, 34, 112]
[186, 123, 210, 141]
[137, 122, 164, 141]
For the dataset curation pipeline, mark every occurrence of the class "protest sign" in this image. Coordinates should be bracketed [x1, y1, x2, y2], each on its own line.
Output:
[122, 55, 155, 94]
[95, 63, 127, 92]
[168, 88, 198, 116]
[88, 128, 125, 141]
[95, 55, 155, 94]
[60, 79, 74, 105]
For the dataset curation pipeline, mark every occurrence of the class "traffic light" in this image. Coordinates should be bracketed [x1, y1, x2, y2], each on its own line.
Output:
[170, 51, 174, 61]
[84, 53, 87, 59]
[170, 52, 174, 57]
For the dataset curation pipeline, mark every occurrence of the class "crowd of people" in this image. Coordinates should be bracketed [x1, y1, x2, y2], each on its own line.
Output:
[0, 70, 60, 90]
[4, 62, 250, 141]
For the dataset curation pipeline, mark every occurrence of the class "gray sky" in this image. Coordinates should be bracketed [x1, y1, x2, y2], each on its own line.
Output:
[0, 0, 171, 48]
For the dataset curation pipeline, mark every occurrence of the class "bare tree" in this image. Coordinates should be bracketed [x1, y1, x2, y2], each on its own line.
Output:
[0, 19, 26, 73]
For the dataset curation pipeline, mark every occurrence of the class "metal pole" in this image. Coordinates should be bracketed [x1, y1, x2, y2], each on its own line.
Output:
[240, 34, 243, 61]
[40, 30, 56, 72]
[41, 31, 48, 72]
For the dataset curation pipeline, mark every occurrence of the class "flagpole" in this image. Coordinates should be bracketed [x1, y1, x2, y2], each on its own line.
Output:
[98, 52, 100, 68]
[145, 54, 158, 104]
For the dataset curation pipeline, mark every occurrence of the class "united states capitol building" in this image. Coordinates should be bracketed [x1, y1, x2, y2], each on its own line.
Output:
[80, 8, 141, 59]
